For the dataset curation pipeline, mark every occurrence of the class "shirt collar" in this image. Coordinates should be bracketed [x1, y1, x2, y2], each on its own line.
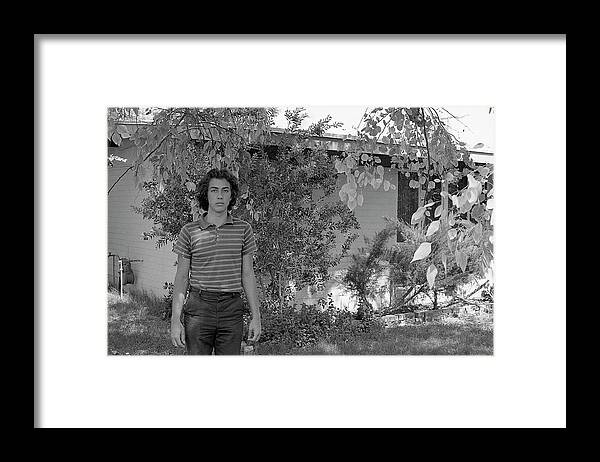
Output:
[198, 212, 234, 229]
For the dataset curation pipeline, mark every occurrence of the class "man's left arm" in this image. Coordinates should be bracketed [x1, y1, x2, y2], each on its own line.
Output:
[242, 252, 261, 342]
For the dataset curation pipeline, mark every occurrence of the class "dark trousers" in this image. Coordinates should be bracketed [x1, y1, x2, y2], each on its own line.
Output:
[181, 289, 244, 355]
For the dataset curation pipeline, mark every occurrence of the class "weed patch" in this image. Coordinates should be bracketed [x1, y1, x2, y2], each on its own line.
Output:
[108, 288, 183, 355]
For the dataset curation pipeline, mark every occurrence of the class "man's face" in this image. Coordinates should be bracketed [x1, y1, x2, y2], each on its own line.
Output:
[207, 177, 231, 213]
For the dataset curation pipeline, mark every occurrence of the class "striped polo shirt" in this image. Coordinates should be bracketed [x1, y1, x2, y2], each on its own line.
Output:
[173, 212, 257, 292]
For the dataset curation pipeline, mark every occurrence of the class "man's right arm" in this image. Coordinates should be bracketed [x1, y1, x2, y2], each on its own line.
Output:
[170, 254, 190, 348]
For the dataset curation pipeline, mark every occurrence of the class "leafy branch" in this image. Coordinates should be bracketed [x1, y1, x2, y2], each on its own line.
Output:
[107, 112, 186, 195]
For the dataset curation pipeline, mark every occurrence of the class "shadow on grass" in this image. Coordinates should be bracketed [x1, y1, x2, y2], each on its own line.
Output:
[257, 322, 493, 355]
[108, 331, 184, 355]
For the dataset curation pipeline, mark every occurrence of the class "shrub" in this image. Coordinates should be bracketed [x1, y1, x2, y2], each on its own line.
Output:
[257, 295, 384, 350]
[341, 226, 396, 320]
[132, 112, 360, 314]
[162, 284, 385, 350]
[386, 218, 487, 312]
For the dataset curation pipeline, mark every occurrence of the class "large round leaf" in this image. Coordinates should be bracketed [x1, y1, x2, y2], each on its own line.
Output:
[111, 132, 122, 146]
[357, 193, 364, 206]
[426, 264, 438, 289]
[116, 124, 130, 138]
[410, 242, 431, 263]
[455, 249, 468, 272]
[411, 206, 426, 224]
[425, 220, 440, 238]
[347, 198, 357, 211]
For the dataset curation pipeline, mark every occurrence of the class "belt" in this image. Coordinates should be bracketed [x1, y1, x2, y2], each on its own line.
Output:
[189, 287, 241, 297]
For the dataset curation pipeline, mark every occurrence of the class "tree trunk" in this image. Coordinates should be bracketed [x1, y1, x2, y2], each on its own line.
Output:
[356, 295, 373, 320]
[441, 179, 449, 228]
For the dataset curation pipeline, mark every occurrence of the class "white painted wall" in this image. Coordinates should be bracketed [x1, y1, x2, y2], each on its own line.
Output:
[293, 171, 398, 310]
[107, 143, 177, 297]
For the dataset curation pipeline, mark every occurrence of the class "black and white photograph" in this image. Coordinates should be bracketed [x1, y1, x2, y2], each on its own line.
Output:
[36, 35, 565, 428]
[107, 106, 495, 356]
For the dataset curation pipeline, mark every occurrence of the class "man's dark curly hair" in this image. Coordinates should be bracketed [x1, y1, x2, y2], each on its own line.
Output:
[196, 168, 239, 212]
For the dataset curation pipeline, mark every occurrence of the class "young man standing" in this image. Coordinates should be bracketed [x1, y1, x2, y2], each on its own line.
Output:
[170, 168, 261, 355]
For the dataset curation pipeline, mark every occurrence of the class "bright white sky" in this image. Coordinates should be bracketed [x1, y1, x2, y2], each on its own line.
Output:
[272, 106, 495, 153]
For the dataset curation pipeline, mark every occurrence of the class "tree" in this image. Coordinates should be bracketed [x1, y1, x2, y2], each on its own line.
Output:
[107, 107, 276, 199]
[113, 107, 360, 309]
[334, 107, 494, 290]
[235, 141, 359, 310]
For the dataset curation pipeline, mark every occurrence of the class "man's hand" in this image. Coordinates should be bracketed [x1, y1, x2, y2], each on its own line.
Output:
[247, 316, 261, 342]
[170, 319, 186, 348]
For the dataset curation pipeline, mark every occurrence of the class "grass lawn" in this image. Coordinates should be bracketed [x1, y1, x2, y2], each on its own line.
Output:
[108, 289, 493, 356]
[108, 289, 184, 355]
[259, 321, 493, 355]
